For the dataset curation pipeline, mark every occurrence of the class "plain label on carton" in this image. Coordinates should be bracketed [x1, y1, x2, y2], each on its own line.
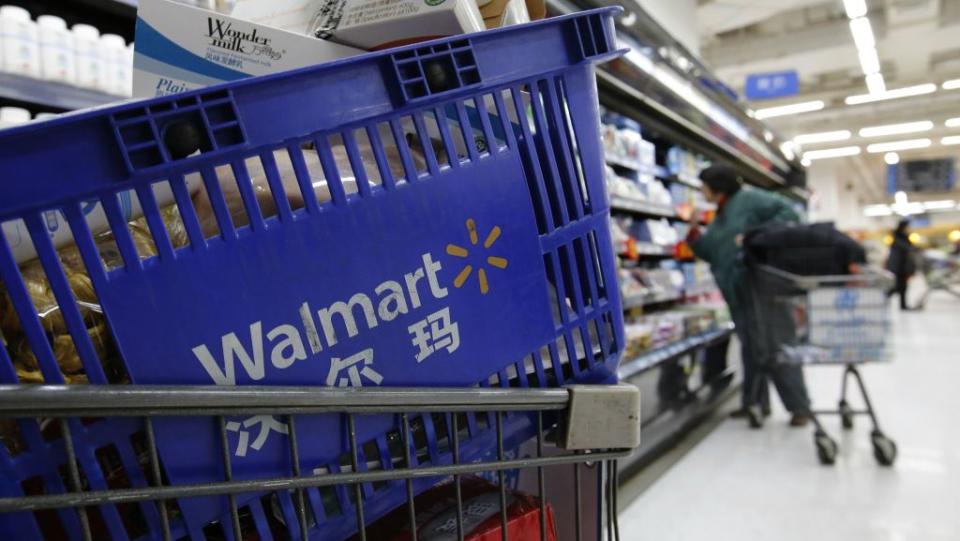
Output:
[133, 0, 362, 98]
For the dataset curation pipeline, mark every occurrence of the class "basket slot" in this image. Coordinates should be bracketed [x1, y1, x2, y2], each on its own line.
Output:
[99, 195, 145, 272]
[453, 101, 480, 163]
[147, 181, 192, 254]
[94, 442, 156, 538]
[67, 423, 132, 540]
[428, 107, 457, 170]
[470, 95, 497, 156]
[529, 80, 572, 229]
[410, 112, 441, 176]
[387, 118, 419, 184]
[133, 186, 176, 262]
[23, 215, 108, 384]
[491, 89, 518, 151]
[364, 123, 399, 191]
[0, 231, 64, 383]
[256, 151, 297, 224]
[313, 135, 349, 207]
[198, 167, 239, 242]
[226, 160, 267, 234]
[542, 78, 587, 221]
[555, 77, 592, 216]
[341, 130, 373, 198]
[168, 173, 210, 248]
[250, 495, 281, 540]
[285, 143, 324, 216]
[509, 84, 553, 235]
[17, 473, 79, 539]
[329, 133, 363, 198]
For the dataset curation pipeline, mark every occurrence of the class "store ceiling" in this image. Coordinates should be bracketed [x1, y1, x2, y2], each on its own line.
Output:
[695, 0, 960, 185]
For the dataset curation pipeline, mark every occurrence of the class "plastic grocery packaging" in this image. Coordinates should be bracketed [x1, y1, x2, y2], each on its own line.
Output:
[0, 106, 30, 128]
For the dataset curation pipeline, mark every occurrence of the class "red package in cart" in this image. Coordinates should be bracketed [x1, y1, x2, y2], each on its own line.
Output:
[357, 476, 557, 541]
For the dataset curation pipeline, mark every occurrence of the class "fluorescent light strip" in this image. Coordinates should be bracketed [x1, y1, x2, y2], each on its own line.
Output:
[942, 136, 960, 146]
[943, 79, 960, 90]
[843, 0, 867, 18]
[793, 130, 852, 145]
[863, 205, 893, 217]
[923, 200, 959, 210]
[755, 100, 825, 119]
[802, 146, 861, 160]
[858, 47, 880, 75]
[849, 17, 875, 50]
[859, 120, 933, 138]
[845, 83, 937, 105]
[946, 118, 960, 128]
[866, 139, 931, 153]
[865, 73, 886, 94]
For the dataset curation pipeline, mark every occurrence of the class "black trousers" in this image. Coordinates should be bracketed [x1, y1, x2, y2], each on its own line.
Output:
[889, 273, 909, 309]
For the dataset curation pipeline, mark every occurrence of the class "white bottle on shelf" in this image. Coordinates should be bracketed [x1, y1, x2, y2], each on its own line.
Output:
[72, 23, 102, 91]
[0, 106, 31, 129]
[33, 111, 58, 121]
[122, 43, 134, 97]
[0, 6, 41, 78]
[99, 33, 127, 95]
[37, 15, 75, 84]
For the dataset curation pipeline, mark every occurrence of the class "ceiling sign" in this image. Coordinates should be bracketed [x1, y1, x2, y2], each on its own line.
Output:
[745, 70, 800, 100]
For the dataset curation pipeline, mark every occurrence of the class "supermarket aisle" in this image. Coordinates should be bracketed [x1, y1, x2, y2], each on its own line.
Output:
[618, 294, 960, 541]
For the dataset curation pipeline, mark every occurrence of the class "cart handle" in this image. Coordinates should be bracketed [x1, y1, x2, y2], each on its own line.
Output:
[753, 264, 895, 291]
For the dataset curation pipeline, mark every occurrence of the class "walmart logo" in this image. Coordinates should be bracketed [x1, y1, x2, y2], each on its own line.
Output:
[446, 218, 509, 295]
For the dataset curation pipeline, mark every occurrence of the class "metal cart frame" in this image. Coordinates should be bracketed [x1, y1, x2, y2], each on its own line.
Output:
[744, 264, 897, 466]
[0, 384, 640, 541]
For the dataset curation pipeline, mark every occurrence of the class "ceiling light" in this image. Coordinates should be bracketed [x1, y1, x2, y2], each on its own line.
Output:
[922, 200, 959, 210]
[843, 0, 867, 18]
[794, 130, 852, 145]
[943, 79, 960, 90]
[859, 120, 933, 138]
[763, 130, 773, 143]
[895, 190, 907, 204]
[845, 83, 938, 105]
[779, 141, 796, 160]
[858, 47, 880, 74]
[802, 146, 861, 160]
[866, 139, 932, 153]
[620, 12, 637, 26]
[755, 100, 825, 119]
[946, 118, 960, 128]
[849, 17, 875, 50]
[801, 157, 812, 166]
[884, 152, 900, 165]
[865, 73, 886, 94]
[863, 204, 893, 217]
[942, 136, 960, 146]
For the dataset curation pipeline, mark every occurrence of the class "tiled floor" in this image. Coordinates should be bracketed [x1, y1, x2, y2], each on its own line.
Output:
[618, 292, 960, 541]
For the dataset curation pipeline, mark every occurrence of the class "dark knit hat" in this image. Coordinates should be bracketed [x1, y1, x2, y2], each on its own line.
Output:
[699, 164, 743, 195]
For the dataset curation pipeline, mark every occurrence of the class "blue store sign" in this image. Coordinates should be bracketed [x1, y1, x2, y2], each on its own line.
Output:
[745, 70, 800, 100]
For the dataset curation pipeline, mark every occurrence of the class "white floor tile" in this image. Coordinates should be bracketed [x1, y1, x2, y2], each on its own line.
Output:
[618, 294, 960, 541]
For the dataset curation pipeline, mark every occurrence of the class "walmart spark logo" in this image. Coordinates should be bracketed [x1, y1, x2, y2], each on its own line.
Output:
[446, 218, 509, 295]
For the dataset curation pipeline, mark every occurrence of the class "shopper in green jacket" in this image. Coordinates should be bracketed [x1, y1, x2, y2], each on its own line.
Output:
[688, 165, 811, 426]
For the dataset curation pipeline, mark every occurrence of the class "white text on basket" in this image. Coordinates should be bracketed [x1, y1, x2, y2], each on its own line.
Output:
[192, 252, 449, 385]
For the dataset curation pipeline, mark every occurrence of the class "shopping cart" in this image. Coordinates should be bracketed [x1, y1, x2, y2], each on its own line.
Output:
[744, 264, 897, 466]
[0, 7, 629, 538]
[917, 249, 960, 308]
[0, 384, 639, 540]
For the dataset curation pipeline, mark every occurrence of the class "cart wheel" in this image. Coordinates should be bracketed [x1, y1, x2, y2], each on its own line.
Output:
[747, 406, 764, 429]
[871, 431, 897, 466]
[839, 400, 854, 430]
[814, 431, 837, 465]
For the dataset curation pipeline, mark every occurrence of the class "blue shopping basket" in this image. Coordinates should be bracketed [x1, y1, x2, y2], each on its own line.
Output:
[0, 8, 625, 539]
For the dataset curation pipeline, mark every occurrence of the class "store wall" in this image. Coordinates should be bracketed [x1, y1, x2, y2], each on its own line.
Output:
[806, 161, 880, 231]
[637, 0, 700, 55]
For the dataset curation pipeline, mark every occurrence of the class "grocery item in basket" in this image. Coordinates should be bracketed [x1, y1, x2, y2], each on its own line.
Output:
[356, 475, 557, 541]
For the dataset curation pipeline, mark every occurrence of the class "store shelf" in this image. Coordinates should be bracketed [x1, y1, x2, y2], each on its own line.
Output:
[683, 283, 719, 297]
[0, 72, 121, 111]
[605, 154, 646, 171]
[622, 292, 683, 310]
[635, 243, 674, 257]
[618, 323, 735, 379]
[610, 195, 676, 219]
[659, 173, 703, 189]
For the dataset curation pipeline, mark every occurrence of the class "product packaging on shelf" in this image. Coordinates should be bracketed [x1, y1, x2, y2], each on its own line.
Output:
[132, 0, 362, 97]
[36, 15, 75, 84]
[0, 106, 30, 129]
[357, 476, 557, 541]
[72, 23, 103, 90]
[0, 5, 40, 78]
[232, 0, 485, 51]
